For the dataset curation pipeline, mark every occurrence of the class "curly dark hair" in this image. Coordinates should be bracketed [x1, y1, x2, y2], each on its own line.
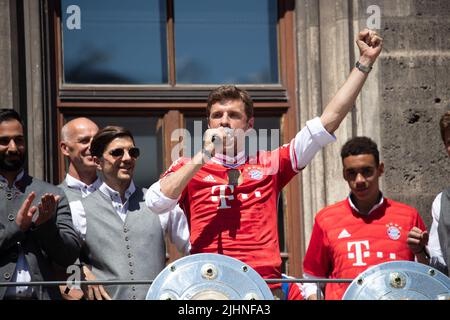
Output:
[341, 136, 380, 166]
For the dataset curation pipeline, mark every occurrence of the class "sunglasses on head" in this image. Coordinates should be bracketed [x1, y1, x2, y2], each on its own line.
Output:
[108, 147, 140, 158]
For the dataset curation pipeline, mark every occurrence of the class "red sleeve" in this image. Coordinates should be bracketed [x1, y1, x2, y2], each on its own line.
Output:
[161, 157, 190, 205]
[275, 142, 298, 190]
[303, 217, 331, 278]
[161, 157, 189, 178]
[287, 283, 305, 300]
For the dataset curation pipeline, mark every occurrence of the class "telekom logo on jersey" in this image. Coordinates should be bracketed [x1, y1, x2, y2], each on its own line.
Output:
[347, 241, 370, 266]
[347, 240, 397, 266]
[211, 185, 262, 209]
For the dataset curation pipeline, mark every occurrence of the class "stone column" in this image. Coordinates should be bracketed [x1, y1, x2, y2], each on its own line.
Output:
[318, 0, 355, 207]
[0, 0, 45, 179]
[23, 0, 45, 179]
[0, 0, 15, 108]
[296, 0, 384, 246]
[296, 0, 325, 249]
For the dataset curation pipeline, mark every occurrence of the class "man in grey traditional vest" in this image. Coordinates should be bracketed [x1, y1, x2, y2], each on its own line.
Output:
[58, 117, 101, 299]
[69, 126, 189, 300]
[0, 108, 80, 299]
[408, 110, 450, 275]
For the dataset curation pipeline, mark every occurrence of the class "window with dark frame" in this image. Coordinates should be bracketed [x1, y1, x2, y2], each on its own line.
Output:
[60, 0, 278, 85]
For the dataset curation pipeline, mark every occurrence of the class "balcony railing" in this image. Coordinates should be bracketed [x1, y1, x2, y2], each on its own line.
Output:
[0, 278, 354, 300]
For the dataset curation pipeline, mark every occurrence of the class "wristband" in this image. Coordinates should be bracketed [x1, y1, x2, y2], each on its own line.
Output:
[355, 61, 372, 73]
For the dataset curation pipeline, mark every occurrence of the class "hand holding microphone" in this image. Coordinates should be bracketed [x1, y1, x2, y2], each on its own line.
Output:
[211, 127, 234, 142]
[204, 127, 235, 159]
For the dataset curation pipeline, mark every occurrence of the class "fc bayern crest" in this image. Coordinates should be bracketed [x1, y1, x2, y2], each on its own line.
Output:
[386, 223, 401, 240]
[248, 169, 263, 180]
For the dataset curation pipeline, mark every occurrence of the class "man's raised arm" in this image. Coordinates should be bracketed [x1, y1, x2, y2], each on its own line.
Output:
[291, 29, 383, 170]
[320, 29, 383, 134]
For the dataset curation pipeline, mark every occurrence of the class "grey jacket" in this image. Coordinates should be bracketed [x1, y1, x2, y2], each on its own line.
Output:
[0, 173, 81, 299]
[58, 179, 84, 203]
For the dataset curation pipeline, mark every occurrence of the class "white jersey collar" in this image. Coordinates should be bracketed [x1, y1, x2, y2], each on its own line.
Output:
[347, 192, 384, 216]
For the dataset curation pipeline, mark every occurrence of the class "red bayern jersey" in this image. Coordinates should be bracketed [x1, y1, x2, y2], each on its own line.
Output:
[303, 197, 426, 300]
[162, 143, 298, 284]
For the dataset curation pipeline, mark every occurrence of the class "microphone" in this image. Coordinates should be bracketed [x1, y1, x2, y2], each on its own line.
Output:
[211, 128, 233, 143]
[224, 127, 234, 137]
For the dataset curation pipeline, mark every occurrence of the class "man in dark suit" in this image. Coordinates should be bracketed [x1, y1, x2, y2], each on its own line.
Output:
[0, 108, 80, 299]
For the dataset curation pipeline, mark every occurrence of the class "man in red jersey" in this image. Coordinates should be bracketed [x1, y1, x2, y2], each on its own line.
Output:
[302, 136, 426, 300]
[146, 29, 383, 299]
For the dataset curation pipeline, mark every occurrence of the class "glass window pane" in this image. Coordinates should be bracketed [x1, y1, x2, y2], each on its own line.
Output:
[175, 0, 278, 84]
[61, 0, 167, 84]
[65, 116, 163, 188]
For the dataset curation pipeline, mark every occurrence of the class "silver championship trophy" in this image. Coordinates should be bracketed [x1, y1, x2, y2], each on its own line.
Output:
[343, 261, 450, 300]
[146, 253, 274, 300]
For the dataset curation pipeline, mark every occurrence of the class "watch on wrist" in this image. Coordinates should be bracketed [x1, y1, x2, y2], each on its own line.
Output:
[355, 61, 372, 73]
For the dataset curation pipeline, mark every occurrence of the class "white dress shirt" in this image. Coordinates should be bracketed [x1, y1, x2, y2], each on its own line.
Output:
[69, 181, 190, 254]
[427, 192, 446, 267]
[64, 174, 102, 198]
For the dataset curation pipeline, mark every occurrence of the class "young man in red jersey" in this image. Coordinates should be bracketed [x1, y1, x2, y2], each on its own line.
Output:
[146, 29, 383, 299]
[302, 136, 426, 300]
